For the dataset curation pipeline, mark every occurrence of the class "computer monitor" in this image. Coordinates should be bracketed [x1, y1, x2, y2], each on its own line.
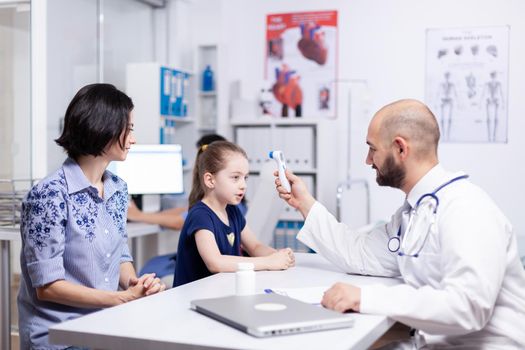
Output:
[108, 144, 184, 195]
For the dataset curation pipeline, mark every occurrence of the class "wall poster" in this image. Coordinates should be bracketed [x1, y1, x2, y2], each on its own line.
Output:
[265, 10, 338, 119]
[426, 26, 509, 143]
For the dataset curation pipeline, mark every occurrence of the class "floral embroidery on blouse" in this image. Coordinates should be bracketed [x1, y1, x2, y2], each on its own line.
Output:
[22, 166, 128, 251]
[106, 190, 128, 236]
[71, 192, 99, 242]
[23, 177, 67, 251]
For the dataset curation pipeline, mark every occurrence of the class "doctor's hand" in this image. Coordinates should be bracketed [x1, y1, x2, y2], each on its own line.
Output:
[321, 282, 361, 313]
[274, 169, 316, 218]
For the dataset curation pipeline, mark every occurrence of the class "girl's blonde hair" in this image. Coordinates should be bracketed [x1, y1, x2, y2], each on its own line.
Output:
[188, 140, 248, 208]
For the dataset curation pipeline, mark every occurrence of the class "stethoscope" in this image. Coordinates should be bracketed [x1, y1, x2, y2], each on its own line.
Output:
[387, 174, 469, 257]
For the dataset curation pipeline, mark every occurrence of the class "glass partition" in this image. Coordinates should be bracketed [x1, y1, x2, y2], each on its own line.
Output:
[0, 2, 31, 349]
[0, 2, 31, 221]
[0, 1, 160, 347]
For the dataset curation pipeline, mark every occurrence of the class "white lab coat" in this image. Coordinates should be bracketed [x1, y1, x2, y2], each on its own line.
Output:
[298, 165, 525, 349]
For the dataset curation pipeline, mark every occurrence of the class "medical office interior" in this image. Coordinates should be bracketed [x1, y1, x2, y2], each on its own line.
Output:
[1, 0, 525, 349]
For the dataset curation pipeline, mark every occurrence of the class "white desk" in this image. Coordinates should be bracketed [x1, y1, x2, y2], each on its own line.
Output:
[50, 253, 401, 350]
[127, 222, 161, 240]
[0, 223, 159, 350]
[127, 222, 161, 250]
[126, 222, 161, 268]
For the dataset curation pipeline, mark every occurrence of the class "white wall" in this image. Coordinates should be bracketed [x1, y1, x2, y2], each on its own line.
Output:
[32, 0, 525, 239]
[166, 0, 193, 70]
[0, 9, 15, 179]
[46, 0, 98, 172]
[45, 0, 157, 173]
[31, 0, 48, 179]
[0, 6, 30, 181]
[12, 7, 31, 181]
[193, 0, 525, 237]
[103, 0, 156, 89]
[11, 7, 30, 275]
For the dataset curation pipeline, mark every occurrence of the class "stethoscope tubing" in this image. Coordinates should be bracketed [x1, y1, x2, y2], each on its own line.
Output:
[388, 174, 469, 255]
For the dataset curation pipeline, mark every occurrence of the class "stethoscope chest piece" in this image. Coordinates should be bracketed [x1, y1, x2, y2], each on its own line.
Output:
[388, 236, 401, 252]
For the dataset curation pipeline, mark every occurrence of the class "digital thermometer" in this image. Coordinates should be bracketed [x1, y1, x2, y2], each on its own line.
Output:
[269, 150, 291, 193]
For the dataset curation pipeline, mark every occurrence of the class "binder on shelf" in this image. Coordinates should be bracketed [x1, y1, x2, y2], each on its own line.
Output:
[160, 67, 172, 116]
[235, 127, 252, 165]
[281, 126, 314, 171]
[160, 67, 190, 117]
[273, 221, 311, 253]
[235, 126, 272, 172]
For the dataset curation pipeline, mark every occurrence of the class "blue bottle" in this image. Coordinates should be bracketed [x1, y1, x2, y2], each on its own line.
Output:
[202, 65, 214, 92]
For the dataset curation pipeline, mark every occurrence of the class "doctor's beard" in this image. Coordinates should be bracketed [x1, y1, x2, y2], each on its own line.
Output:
[374, 154, 406, 189]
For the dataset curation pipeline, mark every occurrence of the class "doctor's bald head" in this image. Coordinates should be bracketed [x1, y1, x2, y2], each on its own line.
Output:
[373, 99, 440, 161]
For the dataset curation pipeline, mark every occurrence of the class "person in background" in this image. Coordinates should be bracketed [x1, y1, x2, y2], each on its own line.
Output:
[174, 140, 295, 287]
[195, 133, 226, 148]
[275, 99, 525, 349]
[18, 83, 165, 350]
[126, 133, 247, 229]
[127, 200, 187, 230]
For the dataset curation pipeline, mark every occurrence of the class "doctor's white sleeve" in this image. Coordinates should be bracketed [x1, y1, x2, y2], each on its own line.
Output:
[359, 193, 512, 335]
[297, 201, 400, 277]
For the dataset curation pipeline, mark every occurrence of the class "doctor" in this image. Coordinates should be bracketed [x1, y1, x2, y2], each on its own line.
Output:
[275, 99, 525, 349]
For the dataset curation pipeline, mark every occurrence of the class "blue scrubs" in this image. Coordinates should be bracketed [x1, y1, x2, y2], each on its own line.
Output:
[174, 201, 246, 287]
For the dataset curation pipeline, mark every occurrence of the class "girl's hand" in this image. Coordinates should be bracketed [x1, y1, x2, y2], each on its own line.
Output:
[278, 248, 295, 267]
[266, 248, 295, 270]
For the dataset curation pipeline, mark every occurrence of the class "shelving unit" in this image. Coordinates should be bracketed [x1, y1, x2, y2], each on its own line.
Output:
[126, 62, 198, 193]
[232, 119, 318, 221]
[231, 117, 339, 252]
[195, 45, 218, 136]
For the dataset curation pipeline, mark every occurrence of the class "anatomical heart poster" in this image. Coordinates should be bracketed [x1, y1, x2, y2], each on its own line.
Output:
[265, 11, 338, 119]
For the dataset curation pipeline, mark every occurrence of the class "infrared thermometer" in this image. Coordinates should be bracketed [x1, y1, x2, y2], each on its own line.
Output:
[269, 150, 291, 193]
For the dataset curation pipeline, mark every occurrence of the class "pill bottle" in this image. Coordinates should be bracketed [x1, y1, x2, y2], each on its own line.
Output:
[236, 262, 255, 295]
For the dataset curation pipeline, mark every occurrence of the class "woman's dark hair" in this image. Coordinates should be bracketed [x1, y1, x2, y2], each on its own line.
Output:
[55, 83, 134, 160]
[188, 141, 247, 208]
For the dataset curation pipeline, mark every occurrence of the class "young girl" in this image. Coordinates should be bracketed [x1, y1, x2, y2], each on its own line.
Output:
[174, 141, 295, 287]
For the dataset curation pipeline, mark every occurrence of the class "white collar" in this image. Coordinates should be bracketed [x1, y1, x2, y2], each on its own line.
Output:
[406, 164, 466, 208]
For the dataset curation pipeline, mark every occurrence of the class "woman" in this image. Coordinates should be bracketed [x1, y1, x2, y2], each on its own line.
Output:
[18, 83, 165, 350]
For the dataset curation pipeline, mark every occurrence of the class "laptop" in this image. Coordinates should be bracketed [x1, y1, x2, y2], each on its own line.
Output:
[190, 293, 354, 337]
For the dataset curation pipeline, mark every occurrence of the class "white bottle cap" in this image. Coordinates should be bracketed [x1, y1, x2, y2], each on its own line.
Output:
[237, 262, 254, 271]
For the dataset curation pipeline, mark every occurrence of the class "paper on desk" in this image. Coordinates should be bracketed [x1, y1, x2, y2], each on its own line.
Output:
[264, 286, 329, 305]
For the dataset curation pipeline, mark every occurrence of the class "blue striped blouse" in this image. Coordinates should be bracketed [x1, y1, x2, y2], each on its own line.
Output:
[18, 158, 132, 349]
